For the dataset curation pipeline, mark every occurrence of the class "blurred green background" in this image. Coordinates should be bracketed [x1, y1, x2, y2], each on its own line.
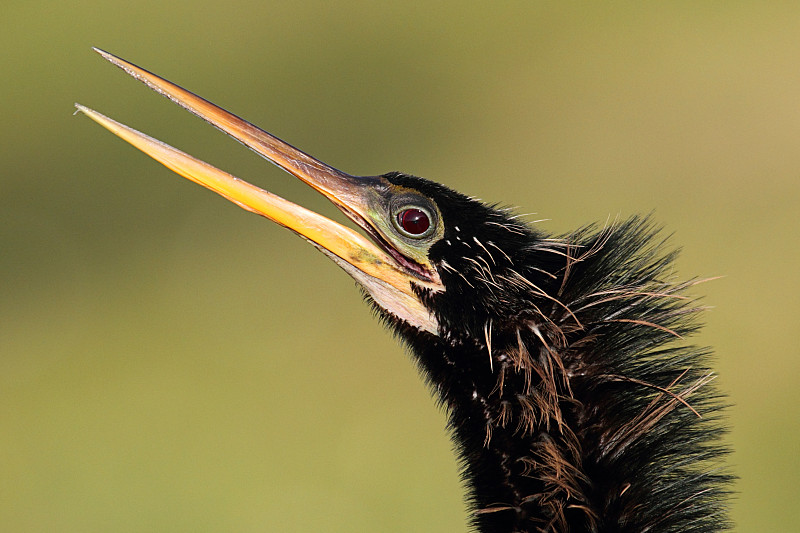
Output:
[2, 2, 798, 531]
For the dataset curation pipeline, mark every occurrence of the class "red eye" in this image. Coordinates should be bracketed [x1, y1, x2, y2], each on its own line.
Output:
[397, 208, 431, 236]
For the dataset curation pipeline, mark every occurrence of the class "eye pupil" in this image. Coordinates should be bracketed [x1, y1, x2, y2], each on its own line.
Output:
[397, 208, 430, 235]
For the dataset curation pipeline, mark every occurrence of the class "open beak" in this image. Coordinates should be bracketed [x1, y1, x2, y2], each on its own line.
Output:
[76, 49, 442, 330]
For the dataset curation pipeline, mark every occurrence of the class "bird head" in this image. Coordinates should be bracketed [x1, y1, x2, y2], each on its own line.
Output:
[78, 49, 548, 346]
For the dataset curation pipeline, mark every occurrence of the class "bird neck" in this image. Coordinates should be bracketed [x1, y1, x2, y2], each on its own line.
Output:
[400, 218, 730, 533]
[408, 325, 586, 532]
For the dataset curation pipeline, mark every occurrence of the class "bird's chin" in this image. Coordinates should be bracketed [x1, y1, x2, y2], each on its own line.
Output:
[323, 249, 440, 335]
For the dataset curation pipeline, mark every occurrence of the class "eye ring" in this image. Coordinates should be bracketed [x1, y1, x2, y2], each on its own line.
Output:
[393, 205, 434, 238]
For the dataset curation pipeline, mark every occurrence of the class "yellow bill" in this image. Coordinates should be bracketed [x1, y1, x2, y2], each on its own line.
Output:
[76, 49, 444, 333]
[75, 104, 418, 292]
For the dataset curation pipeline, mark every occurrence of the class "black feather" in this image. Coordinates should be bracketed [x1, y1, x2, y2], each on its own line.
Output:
[370, 172, 731, 533]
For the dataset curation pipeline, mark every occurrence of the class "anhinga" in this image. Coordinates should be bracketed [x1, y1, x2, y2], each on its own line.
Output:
[77, 49, 730, 533]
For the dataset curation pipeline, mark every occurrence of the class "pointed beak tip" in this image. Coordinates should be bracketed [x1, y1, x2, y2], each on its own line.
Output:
[74, 103, 97, 119]
[74, 104, 104, 122]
